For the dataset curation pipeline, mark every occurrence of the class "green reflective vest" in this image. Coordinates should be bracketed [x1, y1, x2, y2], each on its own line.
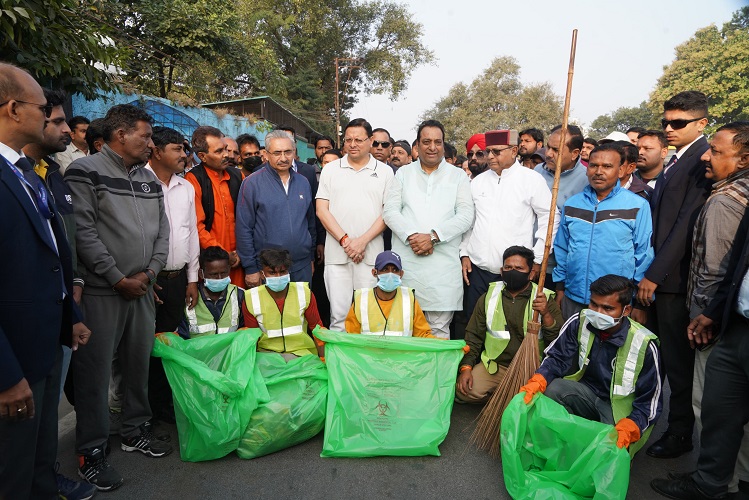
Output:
[185, 284, 240, 338]
[565, 310, 659, 457]
[352, 287, 415, 336]
[246, 282, 316, 356]
[482, 282, 554, 374]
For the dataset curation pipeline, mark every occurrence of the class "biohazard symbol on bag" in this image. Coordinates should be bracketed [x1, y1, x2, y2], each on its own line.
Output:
[375, 400, 390, 417]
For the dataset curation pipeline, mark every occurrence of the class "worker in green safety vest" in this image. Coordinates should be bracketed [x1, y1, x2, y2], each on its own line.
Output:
[520, 274, 663, 456]
[242, 248, 325, 359]
[176, 246, 245, 338]
[457, 246, 563, 403]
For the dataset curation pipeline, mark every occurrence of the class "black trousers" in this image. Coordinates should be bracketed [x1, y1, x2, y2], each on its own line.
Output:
[651, 292, 695, 437]
[694, 314, 749, 496]
[463, 263, 501, 322]
[149, 269, 187, 421]
[0, 348, 62, 499]
[311, 262, 330, 327]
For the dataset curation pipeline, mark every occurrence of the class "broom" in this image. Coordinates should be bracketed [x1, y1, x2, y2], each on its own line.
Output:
[469, 29, 579, 458]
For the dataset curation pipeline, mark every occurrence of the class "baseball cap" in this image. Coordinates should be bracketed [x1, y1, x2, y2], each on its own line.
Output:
[374, 250, 402, 271]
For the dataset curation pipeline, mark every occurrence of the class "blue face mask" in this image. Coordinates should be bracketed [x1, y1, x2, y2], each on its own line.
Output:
[265, 273, 290, 292]
[204, 276, 230, 293]
[376, 272, 401, 293]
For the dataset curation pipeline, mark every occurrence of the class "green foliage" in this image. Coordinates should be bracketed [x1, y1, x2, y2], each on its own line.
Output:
[0, 0, 123, 98]
[588, 102, 656, 140]
[419, 57, 563, 151]
[649, 7, 749, 134]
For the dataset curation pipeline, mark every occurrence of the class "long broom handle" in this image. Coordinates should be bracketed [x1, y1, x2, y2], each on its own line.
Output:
[533, 29, 578, 322]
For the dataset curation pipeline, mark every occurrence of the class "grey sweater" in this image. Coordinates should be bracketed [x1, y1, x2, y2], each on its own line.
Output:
[65, 144, 170, 294]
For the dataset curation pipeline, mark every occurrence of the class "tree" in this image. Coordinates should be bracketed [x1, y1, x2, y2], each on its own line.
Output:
[418, 57, 563, 150]
[588, 101, 656, 139]
[248, 0, 434, 135]
[0, 0, 123, 98]
[649, 7, 749, 133]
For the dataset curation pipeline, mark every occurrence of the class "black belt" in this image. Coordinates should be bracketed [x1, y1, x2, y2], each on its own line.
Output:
[158, 268, 184, 279]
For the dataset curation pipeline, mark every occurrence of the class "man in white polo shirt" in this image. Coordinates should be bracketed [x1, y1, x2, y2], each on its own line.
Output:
[316, 118, 394, 331]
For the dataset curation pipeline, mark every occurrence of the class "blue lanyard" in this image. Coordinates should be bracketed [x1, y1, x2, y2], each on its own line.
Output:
[5, 156, 53, 219]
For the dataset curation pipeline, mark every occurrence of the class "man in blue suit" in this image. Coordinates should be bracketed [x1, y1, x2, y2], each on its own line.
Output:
[0, 63, 90, 498]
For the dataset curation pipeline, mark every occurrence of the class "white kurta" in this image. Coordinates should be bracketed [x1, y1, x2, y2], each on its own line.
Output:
[459, 161, 559, 274]
[383, 160, 474, 311]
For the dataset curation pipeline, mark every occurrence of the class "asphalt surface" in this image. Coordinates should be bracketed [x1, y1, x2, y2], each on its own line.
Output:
[55, 384, 699, 499]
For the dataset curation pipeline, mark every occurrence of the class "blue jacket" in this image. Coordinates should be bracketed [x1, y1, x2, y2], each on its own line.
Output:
[538, 314, 663, 433]
[236, 165, 316, 275]
[553, 183, 654, 304]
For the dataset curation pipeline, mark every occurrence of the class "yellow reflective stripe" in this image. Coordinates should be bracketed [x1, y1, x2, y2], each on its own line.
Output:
[613, 328, 647, 396]
[228, 287, 240, 332]
[401, 287, 412, 336]
[248, 287, 264, 331]
[360, 289, 371, 333]
[578, 316, 592, 371]
[485, 282, 503, 336]
[265, 325, 304, 338]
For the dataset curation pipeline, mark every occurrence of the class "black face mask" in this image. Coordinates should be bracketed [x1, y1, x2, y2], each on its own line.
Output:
[503, 269, 530, 291]
[242, 156, 263, 171]
[469, 164, 487, 177]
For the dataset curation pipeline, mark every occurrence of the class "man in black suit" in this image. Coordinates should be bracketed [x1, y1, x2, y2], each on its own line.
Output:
[651, 202, 749, 498]
[0, 63, 90, 498]
[635, 91, 712, 458]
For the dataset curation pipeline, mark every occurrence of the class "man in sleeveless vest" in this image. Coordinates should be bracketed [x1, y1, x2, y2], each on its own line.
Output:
[176, 246, 245, 338]
[521, 275, 663, 456]
[345, 250, 433, 337]
[242, 248, 325, 360]
[456, 246, 562, 403]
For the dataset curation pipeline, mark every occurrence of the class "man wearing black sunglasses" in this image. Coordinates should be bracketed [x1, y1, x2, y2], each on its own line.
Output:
[465, 133, 487, 178]
[636, 90, 712, 460]
[371, 127, 393, 165]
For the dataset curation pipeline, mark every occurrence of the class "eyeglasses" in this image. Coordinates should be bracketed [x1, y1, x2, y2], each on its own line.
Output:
[466, 151, 485, 159]
[343, 137, 369, 146]
[372, 140, 391, 148]
[269, 149, 295, 158]
[0, 99, 53, 118]
[661, 116, 705, 130]
[485, 146, 513, 156]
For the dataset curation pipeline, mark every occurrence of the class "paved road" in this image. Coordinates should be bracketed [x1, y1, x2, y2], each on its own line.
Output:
[56, 385, 698, 499]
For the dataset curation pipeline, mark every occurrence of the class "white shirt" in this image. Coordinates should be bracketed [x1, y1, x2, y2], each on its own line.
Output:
[459, 161, 559, 274]
[55, 142, 88, 174]
[146, 165, 200, 282]
[316, 154, 393, 265]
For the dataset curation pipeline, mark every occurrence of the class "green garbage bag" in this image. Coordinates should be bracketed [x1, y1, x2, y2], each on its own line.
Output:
[237, 353, 328, 459]
[500, 393, 631, 500]
[151, 329, 267, 462]
[314, 327, 466, 457]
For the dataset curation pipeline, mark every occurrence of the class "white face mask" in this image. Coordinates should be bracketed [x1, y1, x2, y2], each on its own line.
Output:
[586, 309, 624, 330]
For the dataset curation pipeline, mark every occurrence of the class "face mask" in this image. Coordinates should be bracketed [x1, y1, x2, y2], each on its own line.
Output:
[204, 276, 230, 293]
[586, 309, 624, 330]
[376, 273, 401, 293]
[502, 269, 530, 292]
[265, 273, 290, 292]
[242, 156, 263, 171]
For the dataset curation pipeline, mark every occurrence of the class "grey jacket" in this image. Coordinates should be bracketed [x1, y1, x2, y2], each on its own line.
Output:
[65, 144, 169, 294]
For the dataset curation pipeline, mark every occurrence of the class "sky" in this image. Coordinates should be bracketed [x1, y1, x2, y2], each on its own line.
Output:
[349, 0, 746, 143]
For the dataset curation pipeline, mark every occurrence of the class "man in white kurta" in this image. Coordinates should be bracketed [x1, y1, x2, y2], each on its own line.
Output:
[383, 120, 474, 338]
[459, 129, 559, 319]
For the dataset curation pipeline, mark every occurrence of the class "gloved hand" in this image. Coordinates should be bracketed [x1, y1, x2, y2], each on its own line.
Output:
[519, 373, 547, 404]
[614, 418, 641, 449]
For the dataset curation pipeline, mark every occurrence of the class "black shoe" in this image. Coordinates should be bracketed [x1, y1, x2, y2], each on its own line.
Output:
[647, 432, 694, 458]
[121, 421, 172, 457]
[77, 448, 124, 491]
[651, 477, 725, 499]
[148, 419, 171, 442]
[669, 471, 697, 481]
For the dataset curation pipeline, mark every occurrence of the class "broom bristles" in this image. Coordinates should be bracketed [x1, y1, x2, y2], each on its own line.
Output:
[469, 321, 542, 458]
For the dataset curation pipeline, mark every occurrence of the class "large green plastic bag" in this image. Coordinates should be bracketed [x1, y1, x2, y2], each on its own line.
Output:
[237, 353, 328, 459]
[151, 329, 267, 462]
[314, 327, 466, 457]
[500, 393, 631, 500]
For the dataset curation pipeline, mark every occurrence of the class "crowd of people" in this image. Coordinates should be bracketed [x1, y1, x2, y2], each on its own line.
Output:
[1, 59, 749, 500]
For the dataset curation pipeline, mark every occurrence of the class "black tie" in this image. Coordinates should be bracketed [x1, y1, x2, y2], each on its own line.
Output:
[15, 157, 52, 217]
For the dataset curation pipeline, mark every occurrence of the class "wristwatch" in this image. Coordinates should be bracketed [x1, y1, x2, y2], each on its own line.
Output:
[430, 230, 439, 246]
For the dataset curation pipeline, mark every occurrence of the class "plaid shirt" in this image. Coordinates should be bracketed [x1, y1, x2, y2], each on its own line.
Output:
[688, 169, 749, 319]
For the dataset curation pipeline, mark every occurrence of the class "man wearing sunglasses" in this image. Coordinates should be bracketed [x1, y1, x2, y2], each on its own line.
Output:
[460, 130, 558, 322]
[465, 133, 487, 178]
[371, 127, 393, 165]
[636, 91, 712, 460]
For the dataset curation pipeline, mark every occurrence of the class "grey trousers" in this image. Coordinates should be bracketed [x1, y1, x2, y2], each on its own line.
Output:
[0, 348, 62, 499]
[560, 295, 586, 322]
[74, 292, 156, 454]
[545, 378, 614, 425]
